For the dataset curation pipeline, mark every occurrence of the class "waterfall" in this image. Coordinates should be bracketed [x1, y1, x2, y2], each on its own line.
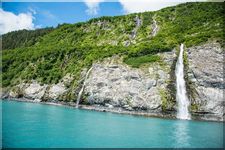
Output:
[76, 67, 93, 108]
[175, 44, 191, 120]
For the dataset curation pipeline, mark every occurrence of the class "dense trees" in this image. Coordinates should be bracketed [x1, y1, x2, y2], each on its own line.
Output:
[2, 27, 53, 50]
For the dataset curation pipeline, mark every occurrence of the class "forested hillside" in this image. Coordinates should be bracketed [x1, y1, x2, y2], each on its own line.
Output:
[2, 2, 224, 88]
[2, 27, 53, 50]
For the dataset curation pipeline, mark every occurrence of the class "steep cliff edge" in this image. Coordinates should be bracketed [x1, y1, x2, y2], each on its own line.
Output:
[83, 51, 175, 112]
[186, 42, 224, 121]
[2, 41, 224, 121]
[3, 50, 176, 116]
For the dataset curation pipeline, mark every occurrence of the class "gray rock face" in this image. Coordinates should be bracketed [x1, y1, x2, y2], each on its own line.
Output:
[187, 42, 224, 120]
[9, 90, 20, 98]
[84, 53, 174, 111]
[130, 16, 142, 40]
[23, 82, 47, 100]
[8, 81, 47, 100]
[85, 64, 161, 110]
[48, 83, 67, 100]
[134, 15, 142, 27]
[7, 74, 73, 101]
[151, 16, 159, 37]
[187, 42, 223, 88]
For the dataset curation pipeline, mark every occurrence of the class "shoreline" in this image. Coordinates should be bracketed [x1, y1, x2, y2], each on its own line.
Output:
[1, 98, 223, 122]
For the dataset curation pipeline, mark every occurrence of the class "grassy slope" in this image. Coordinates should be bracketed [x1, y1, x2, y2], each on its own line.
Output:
[2, 2, 224, 90]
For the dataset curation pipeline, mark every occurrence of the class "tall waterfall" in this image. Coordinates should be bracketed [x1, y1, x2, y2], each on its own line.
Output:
[76, 67, 93, 108]
[175, 44, 191, 120]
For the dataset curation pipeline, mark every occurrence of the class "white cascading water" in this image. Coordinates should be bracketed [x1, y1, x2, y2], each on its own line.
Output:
[175, 44, 191, 120]
[76, 67, 93, 108]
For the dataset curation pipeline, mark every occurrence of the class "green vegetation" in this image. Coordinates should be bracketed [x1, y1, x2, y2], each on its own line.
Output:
[159, 89, 169, 111]
[124, 55, 160, 68]
[190, 103, 199, 112]
[159, 88, 176, 111]
[2, 2, 224, 90]
[2, 27, 53, 50]
[183, 48, 189, 66]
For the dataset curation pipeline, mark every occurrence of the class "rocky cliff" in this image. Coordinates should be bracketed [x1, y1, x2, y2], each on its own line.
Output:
[2, 41, 224, 121]
[83, 52, 174, 112]
[186, 42, 224, 121]
[1, 3, 224, 121]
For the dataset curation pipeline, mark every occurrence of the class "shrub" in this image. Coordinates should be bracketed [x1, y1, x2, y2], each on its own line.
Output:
[124, 54, 161, 68]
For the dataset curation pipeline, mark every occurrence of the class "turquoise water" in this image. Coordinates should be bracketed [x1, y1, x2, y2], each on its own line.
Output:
[2, 100, 224, 148]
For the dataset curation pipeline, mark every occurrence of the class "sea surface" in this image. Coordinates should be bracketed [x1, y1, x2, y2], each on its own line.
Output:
[1, 100, 224, 148]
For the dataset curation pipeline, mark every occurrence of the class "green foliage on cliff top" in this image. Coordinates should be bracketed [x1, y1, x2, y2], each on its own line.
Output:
[124, 55, 161, 68]
[2, 2, 224, 87]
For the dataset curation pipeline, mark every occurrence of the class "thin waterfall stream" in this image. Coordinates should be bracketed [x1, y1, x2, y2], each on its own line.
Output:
[175, 44, 191, 120]
[76, 67, 93, 108]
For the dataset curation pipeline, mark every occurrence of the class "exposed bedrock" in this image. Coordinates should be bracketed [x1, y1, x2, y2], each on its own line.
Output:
[7, 74, 73, 101]
[186, 42, 224, 121]
[2, 42, 224, 121]
[84, 52, 176, 113]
